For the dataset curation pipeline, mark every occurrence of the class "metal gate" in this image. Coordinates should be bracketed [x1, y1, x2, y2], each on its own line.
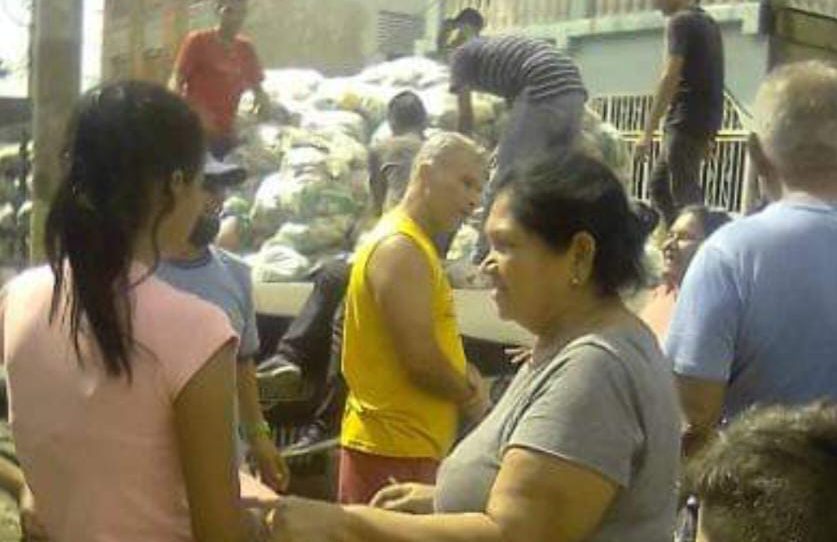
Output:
[589, 93, 751, 213]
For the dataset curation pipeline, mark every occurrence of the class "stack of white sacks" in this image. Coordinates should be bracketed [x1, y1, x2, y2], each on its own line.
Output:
[229, 57, 628, 284]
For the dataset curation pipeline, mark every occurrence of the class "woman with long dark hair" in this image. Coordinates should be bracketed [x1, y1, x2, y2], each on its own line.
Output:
[2, 81, 261, 541]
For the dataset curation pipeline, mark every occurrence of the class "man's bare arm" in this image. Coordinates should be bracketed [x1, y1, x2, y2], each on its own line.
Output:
[676, 374, 726, 458]
[367, 235, 473, 404]
[643, 55, 684, 139]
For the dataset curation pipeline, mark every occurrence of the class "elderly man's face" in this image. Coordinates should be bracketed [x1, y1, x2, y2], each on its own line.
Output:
[424, 149, 485, 232]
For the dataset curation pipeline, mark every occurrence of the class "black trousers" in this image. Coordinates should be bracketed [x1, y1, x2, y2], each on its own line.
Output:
[649, 128, 711, 226]
[268, 258, 351, 427]
[275, 258, 350, 378]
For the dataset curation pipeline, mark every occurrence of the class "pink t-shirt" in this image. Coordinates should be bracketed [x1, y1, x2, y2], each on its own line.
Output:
[3, 266, 238, 542]
[640, 283, 679, 346]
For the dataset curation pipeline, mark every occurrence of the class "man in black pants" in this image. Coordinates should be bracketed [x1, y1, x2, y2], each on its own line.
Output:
[635, 0, 724, 226]
[448, 34, 588, 262]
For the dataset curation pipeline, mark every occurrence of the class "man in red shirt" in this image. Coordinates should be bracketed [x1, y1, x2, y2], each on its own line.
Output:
[171, 0, 272, 158]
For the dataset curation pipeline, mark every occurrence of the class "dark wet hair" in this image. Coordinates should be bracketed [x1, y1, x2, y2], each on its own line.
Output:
[45, 81, 205, 379]
[687, 402, 837, 542]
[499, 153, 647, 296]
[388, 91, 427, 136]
[677, 204, 731, 239]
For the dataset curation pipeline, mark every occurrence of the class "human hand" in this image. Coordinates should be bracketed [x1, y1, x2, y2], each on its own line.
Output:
[20, 485, 49, 541]
[460, 363, 491, 422]
[704, 137, 717, 160]
[269, 496, 344, 542]
[369, 482, 436, 514]
[253, 96, 274, 122]
[504, 346, 532, 366]
[251, 433, 291, 493]
[216, 216, 242, 252]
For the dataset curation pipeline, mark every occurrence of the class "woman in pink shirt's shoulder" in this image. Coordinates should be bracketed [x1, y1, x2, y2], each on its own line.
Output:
[1, 81, 264, 542]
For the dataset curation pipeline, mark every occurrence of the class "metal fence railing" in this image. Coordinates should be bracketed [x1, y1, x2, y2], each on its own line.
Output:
[619, 134, 749, 213]
[589, 93, 747, 133]
[589, 93, 750, 213]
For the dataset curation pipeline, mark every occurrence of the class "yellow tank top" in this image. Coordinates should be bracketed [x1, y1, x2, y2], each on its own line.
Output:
[340, 209, 466, 460]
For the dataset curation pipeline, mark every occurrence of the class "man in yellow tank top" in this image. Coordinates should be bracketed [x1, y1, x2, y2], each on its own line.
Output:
[339, 133, 491, 504]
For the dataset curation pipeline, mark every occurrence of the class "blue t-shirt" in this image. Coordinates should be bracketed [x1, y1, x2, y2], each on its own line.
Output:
[666, 200, 837, 418]
[157, 246, 260, 360]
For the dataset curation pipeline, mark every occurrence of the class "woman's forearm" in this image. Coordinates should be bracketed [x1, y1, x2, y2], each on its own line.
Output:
[340, 507, 504, 542]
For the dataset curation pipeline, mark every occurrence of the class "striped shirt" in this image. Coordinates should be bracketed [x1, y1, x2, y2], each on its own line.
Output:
[450, 36, 587, 103]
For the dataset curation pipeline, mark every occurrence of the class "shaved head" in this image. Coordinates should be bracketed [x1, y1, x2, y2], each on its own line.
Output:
[402, 132, 487, 234]
[753, 61, 837, 187]
[409, 132, 486, 183]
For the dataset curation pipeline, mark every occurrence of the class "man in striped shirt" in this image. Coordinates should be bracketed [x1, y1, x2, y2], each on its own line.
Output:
[449, 34, 588, 260]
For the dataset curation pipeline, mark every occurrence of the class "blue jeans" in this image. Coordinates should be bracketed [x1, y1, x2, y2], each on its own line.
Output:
[473, 89, 586, 263]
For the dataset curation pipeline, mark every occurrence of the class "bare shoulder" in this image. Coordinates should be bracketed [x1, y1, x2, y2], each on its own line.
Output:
[367, 234, 432, 288]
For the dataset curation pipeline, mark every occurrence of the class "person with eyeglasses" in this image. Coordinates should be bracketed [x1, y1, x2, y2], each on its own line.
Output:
[641, 205, 730, 344]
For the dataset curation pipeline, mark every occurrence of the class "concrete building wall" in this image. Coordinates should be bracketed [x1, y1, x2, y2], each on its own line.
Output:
[101, 1, 833, 105]
[483, 3, 767, 109]
[242, 0, 426, 75]
[572, 22, 768, 109]
[102, 0, 429, 82]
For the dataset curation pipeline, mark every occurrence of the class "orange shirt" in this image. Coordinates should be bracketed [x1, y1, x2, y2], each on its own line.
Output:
[174, 30, 264, 139]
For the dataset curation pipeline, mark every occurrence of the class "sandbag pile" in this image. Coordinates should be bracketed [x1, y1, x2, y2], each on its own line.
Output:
[236, 56, 508, 281]
[231, 56, 626, 283]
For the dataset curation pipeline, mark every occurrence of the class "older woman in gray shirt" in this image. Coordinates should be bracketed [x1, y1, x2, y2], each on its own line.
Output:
[272, 153, 681, 542]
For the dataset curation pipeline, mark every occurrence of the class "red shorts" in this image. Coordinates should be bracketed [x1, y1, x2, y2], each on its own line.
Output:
[338, 448, 439, 504]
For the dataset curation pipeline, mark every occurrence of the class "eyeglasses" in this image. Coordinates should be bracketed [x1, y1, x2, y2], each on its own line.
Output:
[665, 231, 702, 243]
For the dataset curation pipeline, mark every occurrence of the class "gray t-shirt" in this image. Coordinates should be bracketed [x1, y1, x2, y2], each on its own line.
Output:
[156, 246, 259, 360]
[435, 324, 680, 542]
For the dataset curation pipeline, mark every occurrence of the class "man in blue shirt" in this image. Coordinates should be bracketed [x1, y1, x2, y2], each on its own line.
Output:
[666, 61, 837, 457]
[157, 155, 300, 491]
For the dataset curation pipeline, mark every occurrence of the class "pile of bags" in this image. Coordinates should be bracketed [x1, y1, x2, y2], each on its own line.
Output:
[235, 56, 508, 281]
[230, 56, 627, 283]
[0, 146, 30, 266]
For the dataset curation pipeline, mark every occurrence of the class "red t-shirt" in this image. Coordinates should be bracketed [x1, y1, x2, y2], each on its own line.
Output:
[174, 29, 264, 139]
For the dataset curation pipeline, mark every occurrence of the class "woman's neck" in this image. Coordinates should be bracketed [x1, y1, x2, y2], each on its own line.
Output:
[531, 297, 630, 366]
[132, 227, 179, 268]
